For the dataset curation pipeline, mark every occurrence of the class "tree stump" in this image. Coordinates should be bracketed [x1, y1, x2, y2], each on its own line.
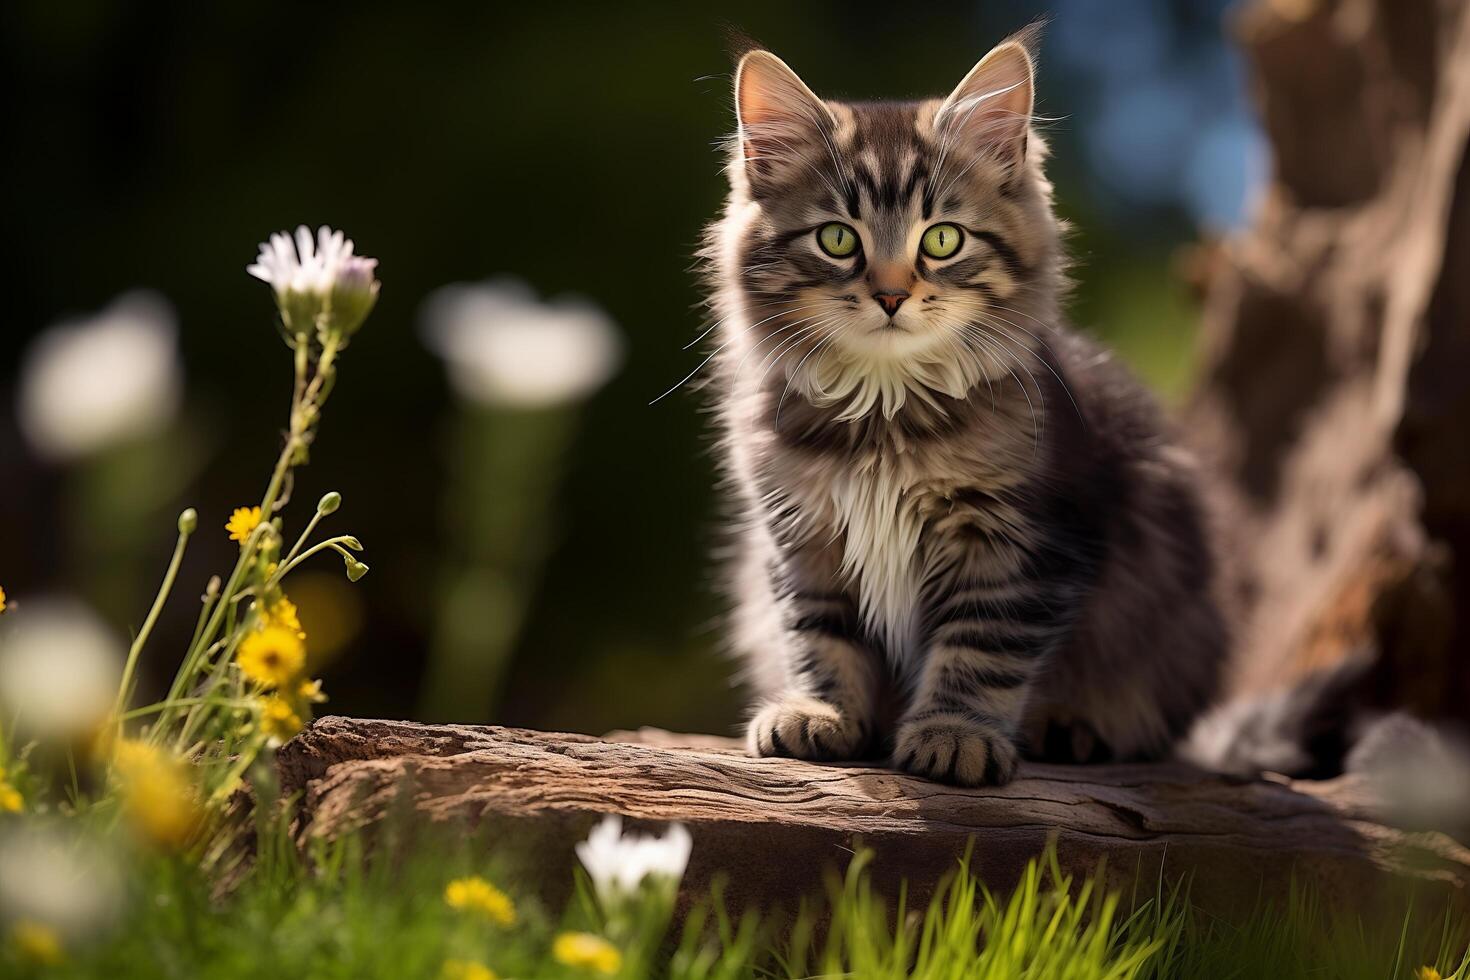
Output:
[278, 717, 1470, 916]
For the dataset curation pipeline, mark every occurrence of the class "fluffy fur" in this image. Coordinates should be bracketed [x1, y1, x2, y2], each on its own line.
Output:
[700, 32, 1229, 785]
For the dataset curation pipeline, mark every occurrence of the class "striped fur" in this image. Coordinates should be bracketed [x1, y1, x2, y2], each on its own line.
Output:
[701, 34, 1229, 786]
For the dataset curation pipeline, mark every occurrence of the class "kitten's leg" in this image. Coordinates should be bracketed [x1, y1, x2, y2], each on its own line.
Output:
[746, 547, 880, 762]
[894, 577, 1073, 786]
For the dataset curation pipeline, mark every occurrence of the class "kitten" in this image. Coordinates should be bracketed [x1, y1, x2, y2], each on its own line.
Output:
[700, 31, 1229, 786]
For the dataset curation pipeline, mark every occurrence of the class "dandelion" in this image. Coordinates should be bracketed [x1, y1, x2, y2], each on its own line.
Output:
[441, 960, 499, 980]
[112, 740, 201, 849]
[258, 695, 303, 746]
[443, 876, 516, 927]
[420, 279, 623, 409]
[552, 932, 622, 976]
[16, 291, 182, 462]
[0, 598, 121, 740]
[226, 506, 263, 544]
[237, 625, 306, 688]
[9, 919, 64, 966]
[1416, 969, 1443, 980]
[575, 815, 692, 905]
[267, 596, 305, 637]
[248, 225, 380, 338]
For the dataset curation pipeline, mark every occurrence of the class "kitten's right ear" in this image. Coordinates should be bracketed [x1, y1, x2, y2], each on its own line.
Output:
[735, 50, 835, 185]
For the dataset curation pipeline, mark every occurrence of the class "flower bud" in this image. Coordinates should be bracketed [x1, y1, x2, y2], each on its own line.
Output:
[341, 536, 363, 551]
[326, 257, 381, 339]
[316, 491, 342, 516]
[344, 557, 369, 582]
[177, 508, 198, 535]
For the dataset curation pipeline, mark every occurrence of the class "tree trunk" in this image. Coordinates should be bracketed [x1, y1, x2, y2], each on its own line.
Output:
[1188, 0, 1470, 729]
[278, 717, 1470, 915]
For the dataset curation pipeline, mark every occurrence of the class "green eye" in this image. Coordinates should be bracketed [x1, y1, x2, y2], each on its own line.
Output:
[921, 223, 963, 259]
[817, 223, 859, 258]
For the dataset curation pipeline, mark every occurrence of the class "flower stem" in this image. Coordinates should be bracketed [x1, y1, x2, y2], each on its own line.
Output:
[271, 536, 359, 581]
[114, 522, 192, 730]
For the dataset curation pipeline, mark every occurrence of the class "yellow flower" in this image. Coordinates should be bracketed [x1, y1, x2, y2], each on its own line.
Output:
[0, 585, 7, 614]
[10, 919, 64, 965]
[441, 960, 498, 980]
[0, 781, 21, 813]
[1416, 969, 1443, 980]
[552, 932, 622, 976]
[226, 506, 263, 543]
[297, 677, 327, 703]
[444, 876, 517, 927]
[267, 596, 304, 637]
[258, 695, 304, 745]
[112, 739, 201, 849]
[237, 625, 306, 688]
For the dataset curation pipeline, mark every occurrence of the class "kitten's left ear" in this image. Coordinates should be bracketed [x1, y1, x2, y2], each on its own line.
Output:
[935, 40, 1035, 168]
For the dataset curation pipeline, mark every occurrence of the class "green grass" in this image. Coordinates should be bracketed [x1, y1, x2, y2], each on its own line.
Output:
[8, 818, 1467, 980]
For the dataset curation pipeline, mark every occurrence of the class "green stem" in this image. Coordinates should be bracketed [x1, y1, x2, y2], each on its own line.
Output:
[121, 696, 256, 722]
[114, 523, 192, 729]
[271, 536, 358, 581]
[209, 735, 266, 805]
[281, 510, 325, 567]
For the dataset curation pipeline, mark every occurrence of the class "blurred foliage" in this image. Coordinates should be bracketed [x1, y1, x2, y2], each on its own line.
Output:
[0, 1, 1239, 735]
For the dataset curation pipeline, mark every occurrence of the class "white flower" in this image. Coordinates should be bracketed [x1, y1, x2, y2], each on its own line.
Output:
[0, 827, 122, 939]
[419, 279, 623, 408]
[574, 814, 692, 903]
[16, 291, 182, 462]
[0, 598, 122, 740]
[248, 225, 379, 336]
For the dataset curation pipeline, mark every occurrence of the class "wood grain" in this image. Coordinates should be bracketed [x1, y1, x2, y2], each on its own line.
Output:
[279, 717, 1470, 915]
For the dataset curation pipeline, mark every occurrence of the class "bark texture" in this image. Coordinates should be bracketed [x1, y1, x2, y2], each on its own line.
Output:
[1189, 0, 1470, 729]
[279, 717, 1470, 915]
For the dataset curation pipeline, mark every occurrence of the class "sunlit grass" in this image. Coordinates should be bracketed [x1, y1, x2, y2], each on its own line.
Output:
[9, 819, 1465, 980]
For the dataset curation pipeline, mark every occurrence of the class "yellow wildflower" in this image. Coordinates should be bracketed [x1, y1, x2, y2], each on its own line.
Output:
[0, 585, 7, 614]
[441, 960, 498, 980]
[552, 932, 622, 976]
[268, 596, 304, 637]
[10, 919, 64, 965]
[226, 506, 263, 543]
[0, 779, 21, 812]
[237, 625, 306, 688]
[258, 695, 303, 745]
[1416, 969, 1443, 980]
[112, 739, 201, 849]
[444, 876, 517, 927]
[297, 677, 327, 703]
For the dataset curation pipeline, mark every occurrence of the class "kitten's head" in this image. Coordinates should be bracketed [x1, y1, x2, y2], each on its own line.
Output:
[715, 32, 1064, 419]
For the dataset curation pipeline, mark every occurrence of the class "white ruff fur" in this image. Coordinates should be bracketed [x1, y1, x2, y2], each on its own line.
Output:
[787, 340, 992, 658]
[821, 454, 930, 660]
[797, 342, 987, 421]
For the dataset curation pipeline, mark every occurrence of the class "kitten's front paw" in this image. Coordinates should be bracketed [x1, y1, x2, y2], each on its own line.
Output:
[893, 715, 1019, 786]
[748, 695, 867, 761]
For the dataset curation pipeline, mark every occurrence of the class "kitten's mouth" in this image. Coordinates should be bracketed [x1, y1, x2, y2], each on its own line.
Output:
[873, 319, 907, 333]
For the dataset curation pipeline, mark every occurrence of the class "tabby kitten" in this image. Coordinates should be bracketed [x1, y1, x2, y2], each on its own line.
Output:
[701, 33, 1228, 786]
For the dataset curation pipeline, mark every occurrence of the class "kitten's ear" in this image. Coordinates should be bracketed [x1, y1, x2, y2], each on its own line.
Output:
[935, 41, 1035, 168]
[735, 50, 835, 182]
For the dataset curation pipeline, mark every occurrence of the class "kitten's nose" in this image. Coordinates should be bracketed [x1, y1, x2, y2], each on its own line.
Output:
[872, 290, 910, 316]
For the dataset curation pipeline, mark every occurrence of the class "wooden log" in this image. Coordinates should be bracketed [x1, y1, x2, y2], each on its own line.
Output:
[278, 716, 1470, 916]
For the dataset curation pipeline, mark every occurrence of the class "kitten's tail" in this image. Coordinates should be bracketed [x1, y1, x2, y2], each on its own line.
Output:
[1179, 652, 1371, 779]
[1182, 655, 1470, 836]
